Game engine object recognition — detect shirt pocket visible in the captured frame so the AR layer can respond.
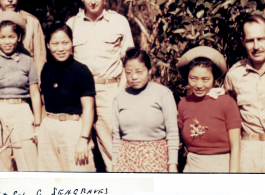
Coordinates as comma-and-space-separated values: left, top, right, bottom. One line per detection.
101, 34, 122, 54
73, 36, 88, 58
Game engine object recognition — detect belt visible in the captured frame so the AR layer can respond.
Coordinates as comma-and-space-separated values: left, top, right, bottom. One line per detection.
46, 113, 82, 121
94, 77, 118, 84
0, 98, 27, 104
242, 131, 265, 141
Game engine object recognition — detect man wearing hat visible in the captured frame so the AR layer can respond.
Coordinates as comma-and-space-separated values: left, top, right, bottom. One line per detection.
224, 15, 265, 172
66, 0, 134, 172
0, 0, 46, 79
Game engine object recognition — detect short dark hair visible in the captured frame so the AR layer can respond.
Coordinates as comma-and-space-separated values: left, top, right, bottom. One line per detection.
0, 21, 24, 42
124, 48, 151, 70
242, 15, 265, 39
45, 22, 73, 45
186, 57, 221, 81
45, 22, 73, 62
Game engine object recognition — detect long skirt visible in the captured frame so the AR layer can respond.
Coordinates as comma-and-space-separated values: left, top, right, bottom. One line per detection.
38, 117, 96, 172
116, 139, 168, 172
184, 152, 230, 173
0, 103, 38, 171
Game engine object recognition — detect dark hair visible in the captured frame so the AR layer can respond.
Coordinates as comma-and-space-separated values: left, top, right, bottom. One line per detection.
45, 22, 73, 62
123, 48, 151, 70
0, 21, 24, 42
45, 22, 73, 45
185, 57, 221, 81
242, 15, 265, 39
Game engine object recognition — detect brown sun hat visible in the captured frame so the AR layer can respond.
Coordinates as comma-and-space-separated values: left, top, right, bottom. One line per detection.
176, 46, 227, 80
0, 11, 26, 34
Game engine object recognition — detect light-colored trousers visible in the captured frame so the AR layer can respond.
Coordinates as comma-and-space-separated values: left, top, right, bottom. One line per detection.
0, 103, 38, 171
94, 82, 118, 172
240, 140, 265, 173
184, 152, 230, 173
38, 117, 95, 172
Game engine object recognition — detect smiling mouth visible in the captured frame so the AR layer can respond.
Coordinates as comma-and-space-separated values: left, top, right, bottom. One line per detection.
195, 90, 204, 93
57, 53, 66, 57
6, 4, 15, 8
4, 46, 12, 50
131, 82, 140, 85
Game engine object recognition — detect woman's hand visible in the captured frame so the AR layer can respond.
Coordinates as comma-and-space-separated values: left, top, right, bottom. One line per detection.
112, 165, 117, 172
75, 138, 89, 166
30, 84, 42, 135
33, 126, 40, 144
168, 164, 178, 172
75, 96, 94, 166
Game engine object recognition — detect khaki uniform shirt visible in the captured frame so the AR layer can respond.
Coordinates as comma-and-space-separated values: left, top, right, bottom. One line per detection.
66, 9, 134, 78
19, 10, 46, 79
224, 59, 265, 134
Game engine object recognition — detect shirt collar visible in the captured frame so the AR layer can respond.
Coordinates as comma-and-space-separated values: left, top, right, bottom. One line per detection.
244, 58, 265, 76
79, 9, 109, 22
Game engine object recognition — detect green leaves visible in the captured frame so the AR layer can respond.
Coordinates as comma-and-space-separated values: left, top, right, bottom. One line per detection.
196, 9, 205, 18
204, 2, 213, 9
156, 60, 169, 67
173, 29, 186, 34
169, 8, 181, 15
240, 0, 249, 7
156, 0, 167, 6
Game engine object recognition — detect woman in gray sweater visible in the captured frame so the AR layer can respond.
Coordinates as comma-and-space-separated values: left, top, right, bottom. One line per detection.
111, 48, 179, 172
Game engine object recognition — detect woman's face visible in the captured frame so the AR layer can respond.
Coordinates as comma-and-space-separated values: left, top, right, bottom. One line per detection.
0, 25, 19, 55
47, 30, 72, 62
188, 65, 214, 97
125, 58, 151, 90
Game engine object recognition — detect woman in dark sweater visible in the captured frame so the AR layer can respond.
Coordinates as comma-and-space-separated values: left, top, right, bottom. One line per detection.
38, 23, 96, 172
177, 46, 241, 172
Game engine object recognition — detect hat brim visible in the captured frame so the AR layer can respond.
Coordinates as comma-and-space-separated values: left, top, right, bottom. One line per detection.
0, 11, 26, 34
176, 46, 227, 80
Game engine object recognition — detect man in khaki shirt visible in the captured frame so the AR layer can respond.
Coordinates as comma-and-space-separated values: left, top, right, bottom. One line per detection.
224, 15, 265, 172
67, 0, 134, 172
0, 0, 46, 79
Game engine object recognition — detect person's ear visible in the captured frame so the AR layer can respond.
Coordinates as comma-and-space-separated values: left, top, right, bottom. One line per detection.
148, 69, 152, 75
18, 34, 21, 42
240, 37, 245, 47
47, 43, 50, 50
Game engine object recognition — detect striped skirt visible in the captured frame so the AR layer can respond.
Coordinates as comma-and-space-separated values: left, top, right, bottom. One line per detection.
116, 139, 168, 172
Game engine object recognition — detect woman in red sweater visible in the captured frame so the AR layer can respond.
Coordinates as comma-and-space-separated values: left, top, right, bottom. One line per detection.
177, 46, 241, 172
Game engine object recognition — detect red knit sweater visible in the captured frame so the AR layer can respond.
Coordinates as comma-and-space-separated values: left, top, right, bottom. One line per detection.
178, 94, 241, 154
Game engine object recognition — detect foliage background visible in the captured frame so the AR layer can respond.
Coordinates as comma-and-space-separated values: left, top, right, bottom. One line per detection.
19, 0, 265, 172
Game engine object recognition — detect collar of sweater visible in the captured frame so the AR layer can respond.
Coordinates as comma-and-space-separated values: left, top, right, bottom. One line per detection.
50, 55, 74, 70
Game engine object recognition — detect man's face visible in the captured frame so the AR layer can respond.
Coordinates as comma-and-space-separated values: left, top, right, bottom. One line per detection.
241, 21, 265, 67
82, 0, 104, 17
0, 0, 18, 11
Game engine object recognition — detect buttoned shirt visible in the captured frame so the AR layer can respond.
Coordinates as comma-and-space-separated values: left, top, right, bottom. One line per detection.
66, 9, 134, 78
224, 59, 265, 134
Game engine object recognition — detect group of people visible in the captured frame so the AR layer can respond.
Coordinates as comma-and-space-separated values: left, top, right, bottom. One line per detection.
0, 0, 264, 173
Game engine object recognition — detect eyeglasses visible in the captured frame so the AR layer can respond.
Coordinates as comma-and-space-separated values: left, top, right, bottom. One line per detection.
125, 70, 145, 77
